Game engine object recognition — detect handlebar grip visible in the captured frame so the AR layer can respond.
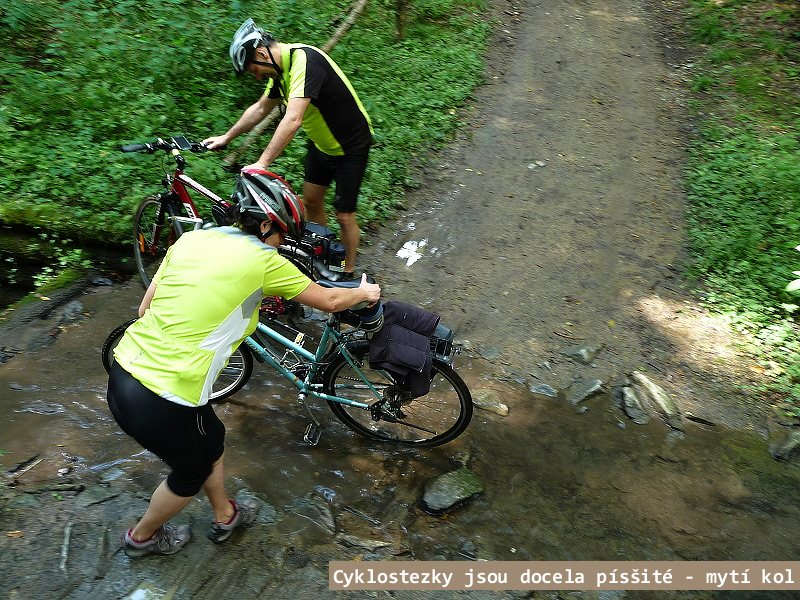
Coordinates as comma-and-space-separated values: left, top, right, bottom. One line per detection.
120, 143, 151, 153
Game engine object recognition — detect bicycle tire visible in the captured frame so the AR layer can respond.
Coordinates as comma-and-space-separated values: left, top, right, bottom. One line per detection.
100, 318, 253, 403
133, 196, 181, 289
321, 341, 472, 447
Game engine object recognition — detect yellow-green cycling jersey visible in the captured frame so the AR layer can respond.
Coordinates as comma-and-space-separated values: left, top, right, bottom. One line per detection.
265, 44, 373, 156
114, 227, 311, 406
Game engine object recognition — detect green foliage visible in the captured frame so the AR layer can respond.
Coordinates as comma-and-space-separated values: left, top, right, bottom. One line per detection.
684, 0, 800, 412
0, 0, 489, 241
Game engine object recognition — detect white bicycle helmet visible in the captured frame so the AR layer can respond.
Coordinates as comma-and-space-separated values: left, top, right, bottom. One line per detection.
229, 18, 275, 74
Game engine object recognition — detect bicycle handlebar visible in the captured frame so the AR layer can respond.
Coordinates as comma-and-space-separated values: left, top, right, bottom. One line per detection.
120, 142, 152, 153
119, 136, 208, 154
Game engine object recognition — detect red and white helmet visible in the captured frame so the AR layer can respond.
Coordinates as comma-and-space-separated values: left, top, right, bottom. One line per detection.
234, 170, 305, 239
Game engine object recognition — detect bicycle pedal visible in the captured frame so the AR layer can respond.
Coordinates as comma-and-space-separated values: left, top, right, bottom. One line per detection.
303, 423, 322, 446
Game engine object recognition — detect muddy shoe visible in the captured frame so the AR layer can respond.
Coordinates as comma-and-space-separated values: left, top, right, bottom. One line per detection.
123, 523, 192, 557
208, 498, 258, 544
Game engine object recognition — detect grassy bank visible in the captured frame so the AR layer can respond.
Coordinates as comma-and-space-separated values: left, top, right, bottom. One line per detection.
0, 0, 488, 240
682, 0, 800, 415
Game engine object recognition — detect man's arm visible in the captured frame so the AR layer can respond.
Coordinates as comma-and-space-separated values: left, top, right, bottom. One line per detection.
244, 96, 311, 169
203, 95, 280, 149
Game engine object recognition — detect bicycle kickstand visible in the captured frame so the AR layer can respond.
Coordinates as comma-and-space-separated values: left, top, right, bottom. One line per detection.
298, 393, 323, 445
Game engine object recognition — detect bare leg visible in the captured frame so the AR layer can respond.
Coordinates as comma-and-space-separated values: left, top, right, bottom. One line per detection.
302, 182, 329, 227
336, 211, 360, 273
131, 480, 192, 541
203, 456, 235, 524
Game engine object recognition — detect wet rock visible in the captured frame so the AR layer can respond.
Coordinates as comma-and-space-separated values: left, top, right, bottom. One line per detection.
99, 467, 126, 483
619, 386, 650, 425
335, 533, 392, 551
458, 339, 475, 352
478, 346, 502, 360
125, 582, 169, 600
76, 485, 119, 508
313, 484, 336, 503
529, 383, 558, 398
566, 379, 604, 405
768, 427, 800, 461
53, 299, 84, 324
560, 343, 603, 365
16, 401, 63, 415
629, 371, 683, 430
420, 467, 484, 515
286, 492, 336, 534
457, 445, 475, 464
7, 494, 41, 510
92, 276, 114, 286
472, 389, 509, 416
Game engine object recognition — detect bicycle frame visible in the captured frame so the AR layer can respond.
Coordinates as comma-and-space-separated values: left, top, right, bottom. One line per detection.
161, 155, 231, 235
242, 315, 380, 410
172, 173, 227, 227
242, 314, 387, 444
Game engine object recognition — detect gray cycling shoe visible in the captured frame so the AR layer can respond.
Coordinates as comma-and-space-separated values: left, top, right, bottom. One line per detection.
123, 523, 192, 557
208, 498, 258, 544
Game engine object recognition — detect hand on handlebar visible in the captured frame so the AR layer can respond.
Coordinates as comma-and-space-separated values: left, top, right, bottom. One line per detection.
202, 135, 229, 150
359, 273, 381, 305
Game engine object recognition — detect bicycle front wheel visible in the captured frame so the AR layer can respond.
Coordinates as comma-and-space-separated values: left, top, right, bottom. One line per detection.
101, 318, 253, 403
321, 341, 472, 447
133, 196, 180, 288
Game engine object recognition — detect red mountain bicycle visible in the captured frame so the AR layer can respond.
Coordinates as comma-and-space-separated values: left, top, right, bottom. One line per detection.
120, 135, 347, 293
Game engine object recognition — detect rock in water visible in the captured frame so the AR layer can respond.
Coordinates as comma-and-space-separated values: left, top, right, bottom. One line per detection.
567, 379, 604, 405
768, 429, 800, 461
472, 390, 509, 416
629, 371, 682, 430
529, 383, 558, 398
560, 344, 603, 365
620, 386, 650, 425
420, 467, 484, 515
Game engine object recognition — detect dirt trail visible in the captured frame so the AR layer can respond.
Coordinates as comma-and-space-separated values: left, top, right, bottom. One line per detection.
364, 0, 766, 432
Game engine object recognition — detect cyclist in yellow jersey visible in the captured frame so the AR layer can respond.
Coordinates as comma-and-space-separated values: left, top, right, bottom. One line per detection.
204, 19, 374, 280
107, 170, 380, 557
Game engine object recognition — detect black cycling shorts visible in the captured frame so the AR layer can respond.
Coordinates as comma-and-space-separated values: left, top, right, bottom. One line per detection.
304, 142, 369, 213
106, 362, 225, 497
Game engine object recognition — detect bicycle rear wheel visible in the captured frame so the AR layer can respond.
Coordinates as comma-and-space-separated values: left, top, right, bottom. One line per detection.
100, 318, 253, 403
321, 341, 472, 447
133, 195, 181, 288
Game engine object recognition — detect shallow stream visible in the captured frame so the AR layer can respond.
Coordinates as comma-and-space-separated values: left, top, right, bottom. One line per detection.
1, 282, 798, 576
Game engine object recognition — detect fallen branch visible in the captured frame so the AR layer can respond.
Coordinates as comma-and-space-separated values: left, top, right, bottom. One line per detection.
223, 0, 369, 167
5, 457, 43, 483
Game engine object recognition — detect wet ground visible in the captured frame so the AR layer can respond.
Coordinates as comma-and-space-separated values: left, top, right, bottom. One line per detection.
2, 0, 800, 597
1, 282, 799, 599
